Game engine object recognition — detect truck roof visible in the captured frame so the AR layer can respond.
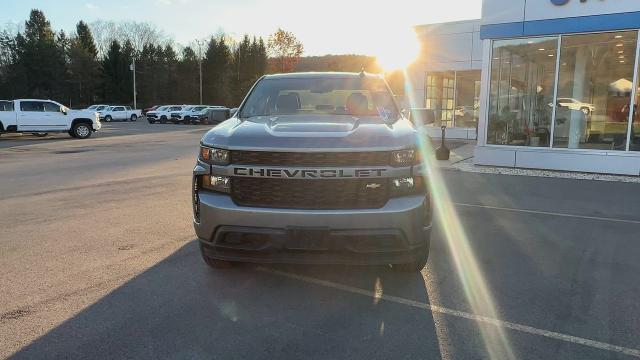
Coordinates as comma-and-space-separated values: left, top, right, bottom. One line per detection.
263, 72, 383, 80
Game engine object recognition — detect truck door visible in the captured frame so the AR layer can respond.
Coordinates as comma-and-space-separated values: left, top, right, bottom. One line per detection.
112, 106, 126, 120
17, 101, 68, 131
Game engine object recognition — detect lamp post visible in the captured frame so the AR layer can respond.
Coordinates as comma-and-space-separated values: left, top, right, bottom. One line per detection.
195, 39, 204, 105
130, 58, 137, 109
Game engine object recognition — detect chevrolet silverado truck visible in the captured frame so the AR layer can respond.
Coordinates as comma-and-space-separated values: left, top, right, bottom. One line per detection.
98, 105, 142, 122
192, 72, 431, 272
0, 99, 101, 139
170, 105, 209, 124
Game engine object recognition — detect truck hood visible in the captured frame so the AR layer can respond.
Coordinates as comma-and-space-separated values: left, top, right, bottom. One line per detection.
201, 115, 418, 151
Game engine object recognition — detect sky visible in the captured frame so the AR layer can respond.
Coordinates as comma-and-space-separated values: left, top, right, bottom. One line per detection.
0, 0, 481, 62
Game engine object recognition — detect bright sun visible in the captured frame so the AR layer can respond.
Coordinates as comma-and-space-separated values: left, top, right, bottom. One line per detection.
374, 27, 421, 72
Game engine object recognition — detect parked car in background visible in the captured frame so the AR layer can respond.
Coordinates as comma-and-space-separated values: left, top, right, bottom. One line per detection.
0, 99, 101, 139
142, 105, 160, 116
173, 105, 226, 124
86, 104, 111, 112
148, 105, 184, 124
146, 106, 167, 123
98, 105, 142, 122
191, 106, 230, 125
549, 98, 595, 115
170, 105, 204, 124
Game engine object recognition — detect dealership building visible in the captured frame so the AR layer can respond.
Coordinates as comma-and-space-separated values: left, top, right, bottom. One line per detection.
411, 0, 640, 175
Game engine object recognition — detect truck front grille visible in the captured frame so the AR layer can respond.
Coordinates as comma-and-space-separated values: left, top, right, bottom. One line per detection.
231, 178, 389, 210
230, 151, 390, 167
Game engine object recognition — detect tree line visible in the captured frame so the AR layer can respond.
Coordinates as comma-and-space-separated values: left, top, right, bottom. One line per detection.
0, 9, 403, 110
0, 9, 269, 108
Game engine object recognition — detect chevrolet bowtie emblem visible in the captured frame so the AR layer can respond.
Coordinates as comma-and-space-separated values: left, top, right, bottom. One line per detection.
365, 183, 382, 189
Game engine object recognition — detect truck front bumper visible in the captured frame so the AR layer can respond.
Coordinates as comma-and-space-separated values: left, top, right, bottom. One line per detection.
194, 191, 431, 265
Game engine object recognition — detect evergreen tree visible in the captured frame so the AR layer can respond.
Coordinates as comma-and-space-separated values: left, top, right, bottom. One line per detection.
15, 9, 67, 99
121, 40, 135, 105
159, 44, 178, 104
203, 37, 232, 106
76, 21, 98, 58
67, 21, 100, 107
101, 40, 124, 103
177, 46, 199, 104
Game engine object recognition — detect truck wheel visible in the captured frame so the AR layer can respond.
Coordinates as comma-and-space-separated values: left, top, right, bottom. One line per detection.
130, 114, 138, 122
104, 115, 112, 122
72, 123, 92, 139
392, 243, 430, 272
148, 119, 156, 124
160, 116, 167, 124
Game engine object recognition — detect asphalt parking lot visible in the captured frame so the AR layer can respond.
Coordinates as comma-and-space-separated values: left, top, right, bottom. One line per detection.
1, 121, 639, 359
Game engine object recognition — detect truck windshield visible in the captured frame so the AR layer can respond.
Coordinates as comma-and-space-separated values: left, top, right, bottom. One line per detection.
240, 77, 399, 120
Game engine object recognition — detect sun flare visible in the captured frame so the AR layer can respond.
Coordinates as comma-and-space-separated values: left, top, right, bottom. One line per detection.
374, 27, 421, 71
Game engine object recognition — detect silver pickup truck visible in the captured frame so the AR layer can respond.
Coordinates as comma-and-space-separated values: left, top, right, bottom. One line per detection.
192, 72, 431, 272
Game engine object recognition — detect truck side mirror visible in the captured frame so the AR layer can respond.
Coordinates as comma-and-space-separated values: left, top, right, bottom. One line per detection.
60, 106, 67, 115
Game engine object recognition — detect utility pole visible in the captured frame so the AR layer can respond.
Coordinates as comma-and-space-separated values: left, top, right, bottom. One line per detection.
130, 58, 137, 109
195, 39, 204, 105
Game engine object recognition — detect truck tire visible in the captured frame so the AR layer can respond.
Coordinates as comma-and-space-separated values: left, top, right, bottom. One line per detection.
160, 115, 167, 124
104, 115, 112, 122
71, 122, 92, 139
392, 243, 430, 272
130, 114, 138, 122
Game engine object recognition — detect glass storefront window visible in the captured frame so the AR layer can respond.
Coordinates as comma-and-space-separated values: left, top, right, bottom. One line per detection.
425, 71, 455, 127
553, 31, 638, 150
487, 37, 559, 147
425, 70, 481, 129
632, 51, 640, 151
455, 70, 481, 128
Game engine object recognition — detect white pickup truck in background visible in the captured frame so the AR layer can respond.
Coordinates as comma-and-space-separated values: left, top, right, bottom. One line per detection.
147, 105, 184, 124
98, 106, 142, 122
0, 99, 101, 139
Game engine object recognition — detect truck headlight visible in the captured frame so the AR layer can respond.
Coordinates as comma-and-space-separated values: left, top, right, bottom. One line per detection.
391, 177, 425, 197
391, 149, 419, 166
200, 146, 229, 165
202, 175, 231, 193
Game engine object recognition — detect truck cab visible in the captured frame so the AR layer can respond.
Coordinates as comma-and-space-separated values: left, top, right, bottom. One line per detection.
0, 99, 101, 139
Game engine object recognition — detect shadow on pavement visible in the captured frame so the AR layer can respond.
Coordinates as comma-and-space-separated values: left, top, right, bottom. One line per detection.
11, 240, 446, 360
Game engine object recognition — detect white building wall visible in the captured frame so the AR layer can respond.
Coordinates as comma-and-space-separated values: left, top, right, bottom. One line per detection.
482, 0, 640, 25
475, 0, 640, 175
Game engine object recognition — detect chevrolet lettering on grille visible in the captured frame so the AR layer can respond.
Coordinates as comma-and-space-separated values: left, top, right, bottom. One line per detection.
233, 167, 387, 179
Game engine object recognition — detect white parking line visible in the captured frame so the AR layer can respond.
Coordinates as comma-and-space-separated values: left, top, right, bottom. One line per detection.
257, 267, 640, 358
453, 202, 640, 225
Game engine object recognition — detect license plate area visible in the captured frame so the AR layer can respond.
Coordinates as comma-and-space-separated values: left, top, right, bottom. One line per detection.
285, 227, 331, 250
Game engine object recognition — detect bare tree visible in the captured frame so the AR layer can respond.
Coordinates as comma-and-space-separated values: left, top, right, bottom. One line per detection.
267, 28, 304, 73
89, 20, 168, 58
89, 20, 119, 58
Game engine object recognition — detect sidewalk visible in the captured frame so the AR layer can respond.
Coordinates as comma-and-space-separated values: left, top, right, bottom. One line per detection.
426, 139, 476, 169
426, 138, 640, 184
